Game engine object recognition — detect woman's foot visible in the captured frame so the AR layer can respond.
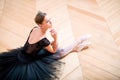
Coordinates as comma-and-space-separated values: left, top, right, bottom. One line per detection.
73, 42, 92, 52
76, 34, 91, 44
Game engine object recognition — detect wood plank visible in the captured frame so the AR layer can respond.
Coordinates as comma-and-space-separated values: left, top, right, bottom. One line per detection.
79, 52, 120, 77
96, 0, 120, 48
80, 56, 120, 80
3, 0, 36, 28
0, 28, 25, 49
62, 66, 83, 80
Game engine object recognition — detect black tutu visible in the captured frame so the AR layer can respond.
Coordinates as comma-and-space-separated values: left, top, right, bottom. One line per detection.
0, 47, 65, 80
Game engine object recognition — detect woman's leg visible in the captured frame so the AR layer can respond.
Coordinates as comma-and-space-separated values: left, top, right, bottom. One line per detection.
52, 34, 91, 59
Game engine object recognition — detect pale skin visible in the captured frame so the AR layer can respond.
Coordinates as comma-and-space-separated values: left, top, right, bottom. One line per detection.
28, 14, 91, 58
28, 15, 58, 53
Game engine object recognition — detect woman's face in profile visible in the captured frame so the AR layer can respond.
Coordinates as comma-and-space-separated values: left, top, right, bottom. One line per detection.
42, 15, 52, 29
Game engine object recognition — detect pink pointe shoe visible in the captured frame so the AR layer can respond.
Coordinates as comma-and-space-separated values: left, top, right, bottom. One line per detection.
76, 34, 92, 44
74, 42, 92, 52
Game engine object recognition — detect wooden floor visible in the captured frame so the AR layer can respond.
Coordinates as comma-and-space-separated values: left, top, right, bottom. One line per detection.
0, 0, 120, 80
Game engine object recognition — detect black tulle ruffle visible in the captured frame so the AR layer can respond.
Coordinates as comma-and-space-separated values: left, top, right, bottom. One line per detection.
0, 48, 64, 80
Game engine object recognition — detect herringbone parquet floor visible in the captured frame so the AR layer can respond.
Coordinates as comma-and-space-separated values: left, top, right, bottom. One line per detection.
0, 0, 120, 80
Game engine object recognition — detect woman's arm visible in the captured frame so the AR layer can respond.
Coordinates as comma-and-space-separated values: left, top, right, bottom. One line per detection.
51, 37, 58, 52
45, 29, 58, 53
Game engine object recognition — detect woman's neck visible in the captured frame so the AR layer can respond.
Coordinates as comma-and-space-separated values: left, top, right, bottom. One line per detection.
40, 27, 47, 35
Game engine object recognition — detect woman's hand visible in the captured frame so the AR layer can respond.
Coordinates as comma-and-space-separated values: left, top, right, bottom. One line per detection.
50, 29, 57, 40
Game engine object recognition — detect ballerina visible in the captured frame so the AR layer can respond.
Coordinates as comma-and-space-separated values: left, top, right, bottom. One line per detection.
0, 11, 91, 80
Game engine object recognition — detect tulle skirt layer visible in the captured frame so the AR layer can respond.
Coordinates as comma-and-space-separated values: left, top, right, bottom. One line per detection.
0, 48, 65, 80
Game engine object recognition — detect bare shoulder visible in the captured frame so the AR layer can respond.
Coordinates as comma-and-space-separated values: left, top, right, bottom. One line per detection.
28, 27, 43, 44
